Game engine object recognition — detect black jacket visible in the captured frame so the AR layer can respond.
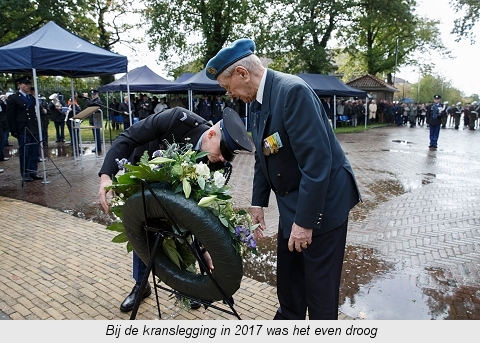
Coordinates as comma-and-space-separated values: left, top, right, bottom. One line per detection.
99, 107, 225, 178
6, 92, 39, 136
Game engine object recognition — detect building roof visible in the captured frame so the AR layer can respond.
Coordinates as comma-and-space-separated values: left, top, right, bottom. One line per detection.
347, 74, 399, 92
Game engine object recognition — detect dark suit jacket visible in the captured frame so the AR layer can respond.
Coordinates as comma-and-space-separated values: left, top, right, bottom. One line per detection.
251, 69, 361, 239
6, 92, 39, 136
99, 107, 224, 177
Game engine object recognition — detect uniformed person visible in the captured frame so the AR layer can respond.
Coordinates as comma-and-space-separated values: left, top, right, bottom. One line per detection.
440, 101, 449, 128
426, 95, 444, 149
454, 102, 462, 130
468, 101, 478, 130
97, 106, 252, 312
6, 76, 42, 182
85, 90, 103, 153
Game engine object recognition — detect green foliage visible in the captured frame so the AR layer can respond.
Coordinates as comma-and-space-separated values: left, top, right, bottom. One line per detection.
141, 0, 263, 73
262, 0, 355, 74
339, 0, 450, 83
407, 74, 465, 104
450, 0, 480, 43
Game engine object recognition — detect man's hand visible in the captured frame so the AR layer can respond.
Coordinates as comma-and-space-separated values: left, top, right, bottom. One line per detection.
251, 207, 266, 240
288, 223, 313, 252
203, 251, 214, 273
99, 174, 113, 213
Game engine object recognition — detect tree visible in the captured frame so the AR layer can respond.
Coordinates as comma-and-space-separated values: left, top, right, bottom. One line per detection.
339, 0, 449, 84
450, 0, 480, 43
84, 0, 141, 84
0, 0, 138, 86
0, 0, 96, 45
263, 0, 355, 74
141, 0, 263, 77
409, 74, 463, 104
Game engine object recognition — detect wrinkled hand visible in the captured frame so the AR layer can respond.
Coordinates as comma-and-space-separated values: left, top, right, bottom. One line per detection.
251, 207, 266, 240
98, 174, 113, 213
288, 223, 313, 252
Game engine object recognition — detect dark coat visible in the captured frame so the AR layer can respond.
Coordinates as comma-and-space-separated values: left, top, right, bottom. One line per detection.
6, 92, 39, 136
99, 107, 224, 178
118, 101, 133, 124
251, 69, 361, 238
426, 103, 443, 126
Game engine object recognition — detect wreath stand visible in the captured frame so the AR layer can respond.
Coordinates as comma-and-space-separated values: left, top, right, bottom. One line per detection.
129, 180, 241, 320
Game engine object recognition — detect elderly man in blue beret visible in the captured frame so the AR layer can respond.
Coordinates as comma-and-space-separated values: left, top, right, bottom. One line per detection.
206, 39, 361, 320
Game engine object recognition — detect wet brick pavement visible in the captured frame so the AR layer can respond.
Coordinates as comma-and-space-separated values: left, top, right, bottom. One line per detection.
1, 122, 480, 319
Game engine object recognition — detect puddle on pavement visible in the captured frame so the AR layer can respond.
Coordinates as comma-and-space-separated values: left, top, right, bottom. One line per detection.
243, 235, 277, 285
244, 241, 480, 319
391, 140, 414, 144
339, 247, 480, 319
7, 144, 97, 158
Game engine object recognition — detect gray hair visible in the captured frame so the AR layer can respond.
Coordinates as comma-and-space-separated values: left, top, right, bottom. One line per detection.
220, 54, 263, 78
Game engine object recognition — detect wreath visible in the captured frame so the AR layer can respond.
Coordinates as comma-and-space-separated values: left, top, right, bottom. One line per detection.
105, 143, 258, 301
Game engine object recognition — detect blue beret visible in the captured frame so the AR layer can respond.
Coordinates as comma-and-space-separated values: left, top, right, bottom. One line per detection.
206, 39, 255, 80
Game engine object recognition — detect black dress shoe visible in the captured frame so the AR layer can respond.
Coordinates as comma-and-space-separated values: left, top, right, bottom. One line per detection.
120, 283, 152, 312
30, 174, 44, 180
23, 176, 34, 182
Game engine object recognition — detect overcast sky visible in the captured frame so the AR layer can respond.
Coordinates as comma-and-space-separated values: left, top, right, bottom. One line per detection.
399, 0, 480, 96
115, 0, 479, 96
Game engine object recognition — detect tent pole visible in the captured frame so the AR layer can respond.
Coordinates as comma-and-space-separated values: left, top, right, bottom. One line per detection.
365, 97, 368, 129
333, 95, 337, 129
188, 89, 193, 112
126, 72, 132, 126
32, 68, 48, 183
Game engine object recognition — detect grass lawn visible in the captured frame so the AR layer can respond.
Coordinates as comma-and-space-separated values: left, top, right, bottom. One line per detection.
45, 119, 122, 143
44, 118, 388, 143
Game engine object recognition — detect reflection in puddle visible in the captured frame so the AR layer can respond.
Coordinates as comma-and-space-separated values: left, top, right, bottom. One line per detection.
243, 236, 277, 286
391, 140, 414, 144
339, 246, 480, 319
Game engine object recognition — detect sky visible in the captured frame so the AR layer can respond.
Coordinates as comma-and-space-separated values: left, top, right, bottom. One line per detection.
114, 0, 479, 96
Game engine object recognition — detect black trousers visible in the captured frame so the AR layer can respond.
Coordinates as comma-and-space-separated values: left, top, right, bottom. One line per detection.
274, 219, 348, 320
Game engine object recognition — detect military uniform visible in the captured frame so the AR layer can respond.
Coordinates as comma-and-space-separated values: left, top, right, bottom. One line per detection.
426, 95, 444, 148
454, 102, 462, 130
468, 101, 477, 130
6, 76, 41, 180
136, 96, 152, 120
440, 101, 448, 128
99, 107, 252, 312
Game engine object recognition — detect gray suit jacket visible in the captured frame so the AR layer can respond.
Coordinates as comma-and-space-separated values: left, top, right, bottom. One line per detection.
251, 69, 361, 238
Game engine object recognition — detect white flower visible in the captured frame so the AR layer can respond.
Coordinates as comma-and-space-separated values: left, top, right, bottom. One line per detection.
213, 171, 226, 188
195, 162, 210, 178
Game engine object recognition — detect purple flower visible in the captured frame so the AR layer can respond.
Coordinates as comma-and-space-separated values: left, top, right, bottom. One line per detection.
152, 150, 165, 158
235, 225, 257, 249
115, 158, 130, 170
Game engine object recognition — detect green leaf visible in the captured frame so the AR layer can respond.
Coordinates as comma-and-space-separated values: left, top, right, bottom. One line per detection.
198, 176, 206, 190
149, 157, 175, 165
218, 214, 229, 227
106, 222, 125, 233
216, 193, 232, 201
162, 239, 182, 269
112, 232, 129, 243
182, 178, 191, 198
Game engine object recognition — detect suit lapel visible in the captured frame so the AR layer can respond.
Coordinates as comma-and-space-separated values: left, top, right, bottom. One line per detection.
254, 69, 275, 180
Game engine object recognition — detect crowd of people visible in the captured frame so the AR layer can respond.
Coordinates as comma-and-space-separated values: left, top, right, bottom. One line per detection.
322, 97, 480, 131
107, 93, 247, 130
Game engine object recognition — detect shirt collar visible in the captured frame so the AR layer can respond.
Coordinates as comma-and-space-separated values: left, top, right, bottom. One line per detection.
256, 68, 267, 105
194, 131, 206, 151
